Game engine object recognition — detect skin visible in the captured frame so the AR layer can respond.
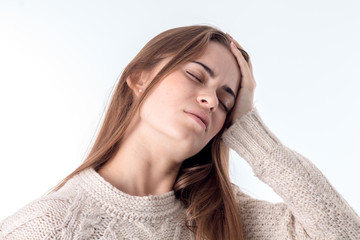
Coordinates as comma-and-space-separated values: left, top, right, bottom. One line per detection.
227, 34, 256, 121
98, 39, 256, 196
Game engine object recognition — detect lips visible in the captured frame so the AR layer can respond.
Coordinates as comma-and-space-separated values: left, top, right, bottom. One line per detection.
184, 109, 210, 131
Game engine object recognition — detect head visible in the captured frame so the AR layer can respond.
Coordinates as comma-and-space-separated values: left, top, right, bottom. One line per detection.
126, 41, 241, 162
55, 25, 249, 240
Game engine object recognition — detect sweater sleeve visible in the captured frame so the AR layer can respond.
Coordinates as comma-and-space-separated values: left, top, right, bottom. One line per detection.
0, 195, 71, 239
222, 107, 360, 239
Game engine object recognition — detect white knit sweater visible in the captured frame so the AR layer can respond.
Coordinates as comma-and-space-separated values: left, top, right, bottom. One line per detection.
1, 108, 359, 239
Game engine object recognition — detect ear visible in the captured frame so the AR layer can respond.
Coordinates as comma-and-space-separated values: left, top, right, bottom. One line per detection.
126, 71, 151, 97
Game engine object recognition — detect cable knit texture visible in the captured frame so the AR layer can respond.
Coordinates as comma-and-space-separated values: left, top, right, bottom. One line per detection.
1, 107, 359, 239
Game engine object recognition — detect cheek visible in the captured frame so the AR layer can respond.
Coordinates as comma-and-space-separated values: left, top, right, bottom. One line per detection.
138, 76, 186, 125
210, 113, 227, 137
140, 90, 174, 120
143, 80, 179, 108
149, 73, 189, 102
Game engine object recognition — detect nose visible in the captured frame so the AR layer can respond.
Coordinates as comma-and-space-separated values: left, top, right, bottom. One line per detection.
197, 91, 219, 112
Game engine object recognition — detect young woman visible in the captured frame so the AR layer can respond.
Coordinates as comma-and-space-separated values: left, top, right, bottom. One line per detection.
0, 25, 359, 240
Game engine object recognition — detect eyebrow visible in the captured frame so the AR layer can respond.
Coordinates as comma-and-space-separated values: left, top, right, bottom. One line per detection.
192, 61, 236, 101
193, 61, 215, 77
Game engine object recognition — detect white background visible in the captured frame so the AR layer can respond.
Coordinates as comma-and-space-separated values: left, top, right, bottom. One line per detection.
1, 0, 359, 220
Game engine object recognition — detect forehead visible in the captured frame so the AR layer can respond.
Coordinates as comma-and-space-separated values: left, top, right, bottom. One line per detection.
194, 42, 240, 91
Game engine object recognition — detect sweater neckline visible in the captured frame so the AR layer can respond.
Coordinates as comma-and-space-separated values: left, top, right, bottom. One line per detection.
65, 168, 184, 222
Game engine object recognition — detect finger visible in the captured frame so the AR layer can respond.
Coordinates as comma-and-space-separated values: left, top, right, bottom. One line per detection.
227, 34, 244, 50
226, 33, 242, 48
248, 60, 253, 73
230, 42, 255, 89
225, 32, 233, 41
226, 33, 250, 57
234, 40, 244, 50
235, 46, 253, 72
226, 34, 254, 78
230, 42, 251, 77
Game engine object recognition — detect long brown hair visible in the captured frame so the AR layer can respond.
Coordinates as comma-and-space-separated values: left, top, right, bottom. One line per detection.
54, 25, 249, 240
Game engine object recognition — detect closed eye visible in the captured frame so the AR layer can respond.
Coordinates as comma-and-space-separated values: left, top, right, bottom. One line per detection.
187, 70, 230, 113
219, 101, 229, 112
186, 71, 202, 83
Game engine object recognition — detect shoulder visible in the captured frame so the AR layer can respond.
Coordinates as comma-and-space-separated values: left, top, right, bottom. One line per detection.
0, 182, 80, 239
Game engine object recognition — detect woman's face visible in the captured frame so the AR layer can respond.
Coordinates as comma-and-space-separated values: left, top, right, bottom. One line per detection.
137, 41, 241, 159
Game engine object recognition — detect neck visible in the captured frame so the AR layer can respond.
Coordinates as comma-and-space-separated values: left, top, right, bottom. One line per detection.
98, 125, 182, 197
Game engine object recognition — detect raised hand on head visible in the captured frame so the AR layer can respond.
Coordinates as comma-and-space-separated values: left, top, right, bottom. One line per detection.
227, 33, 256, 124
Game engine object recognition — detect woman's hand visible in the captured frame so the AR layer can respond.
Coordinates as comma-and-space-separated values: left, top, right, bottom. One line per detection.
227, 34, 256, 123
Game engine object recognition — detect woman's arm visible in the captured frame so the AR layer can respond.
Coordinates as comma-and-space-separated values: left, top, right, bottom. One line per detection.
223, 107, 360, 239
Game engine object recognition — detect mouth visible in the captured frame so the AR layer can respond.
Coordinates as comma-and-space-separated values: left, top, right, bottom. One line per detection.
184, 110, 210, 131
